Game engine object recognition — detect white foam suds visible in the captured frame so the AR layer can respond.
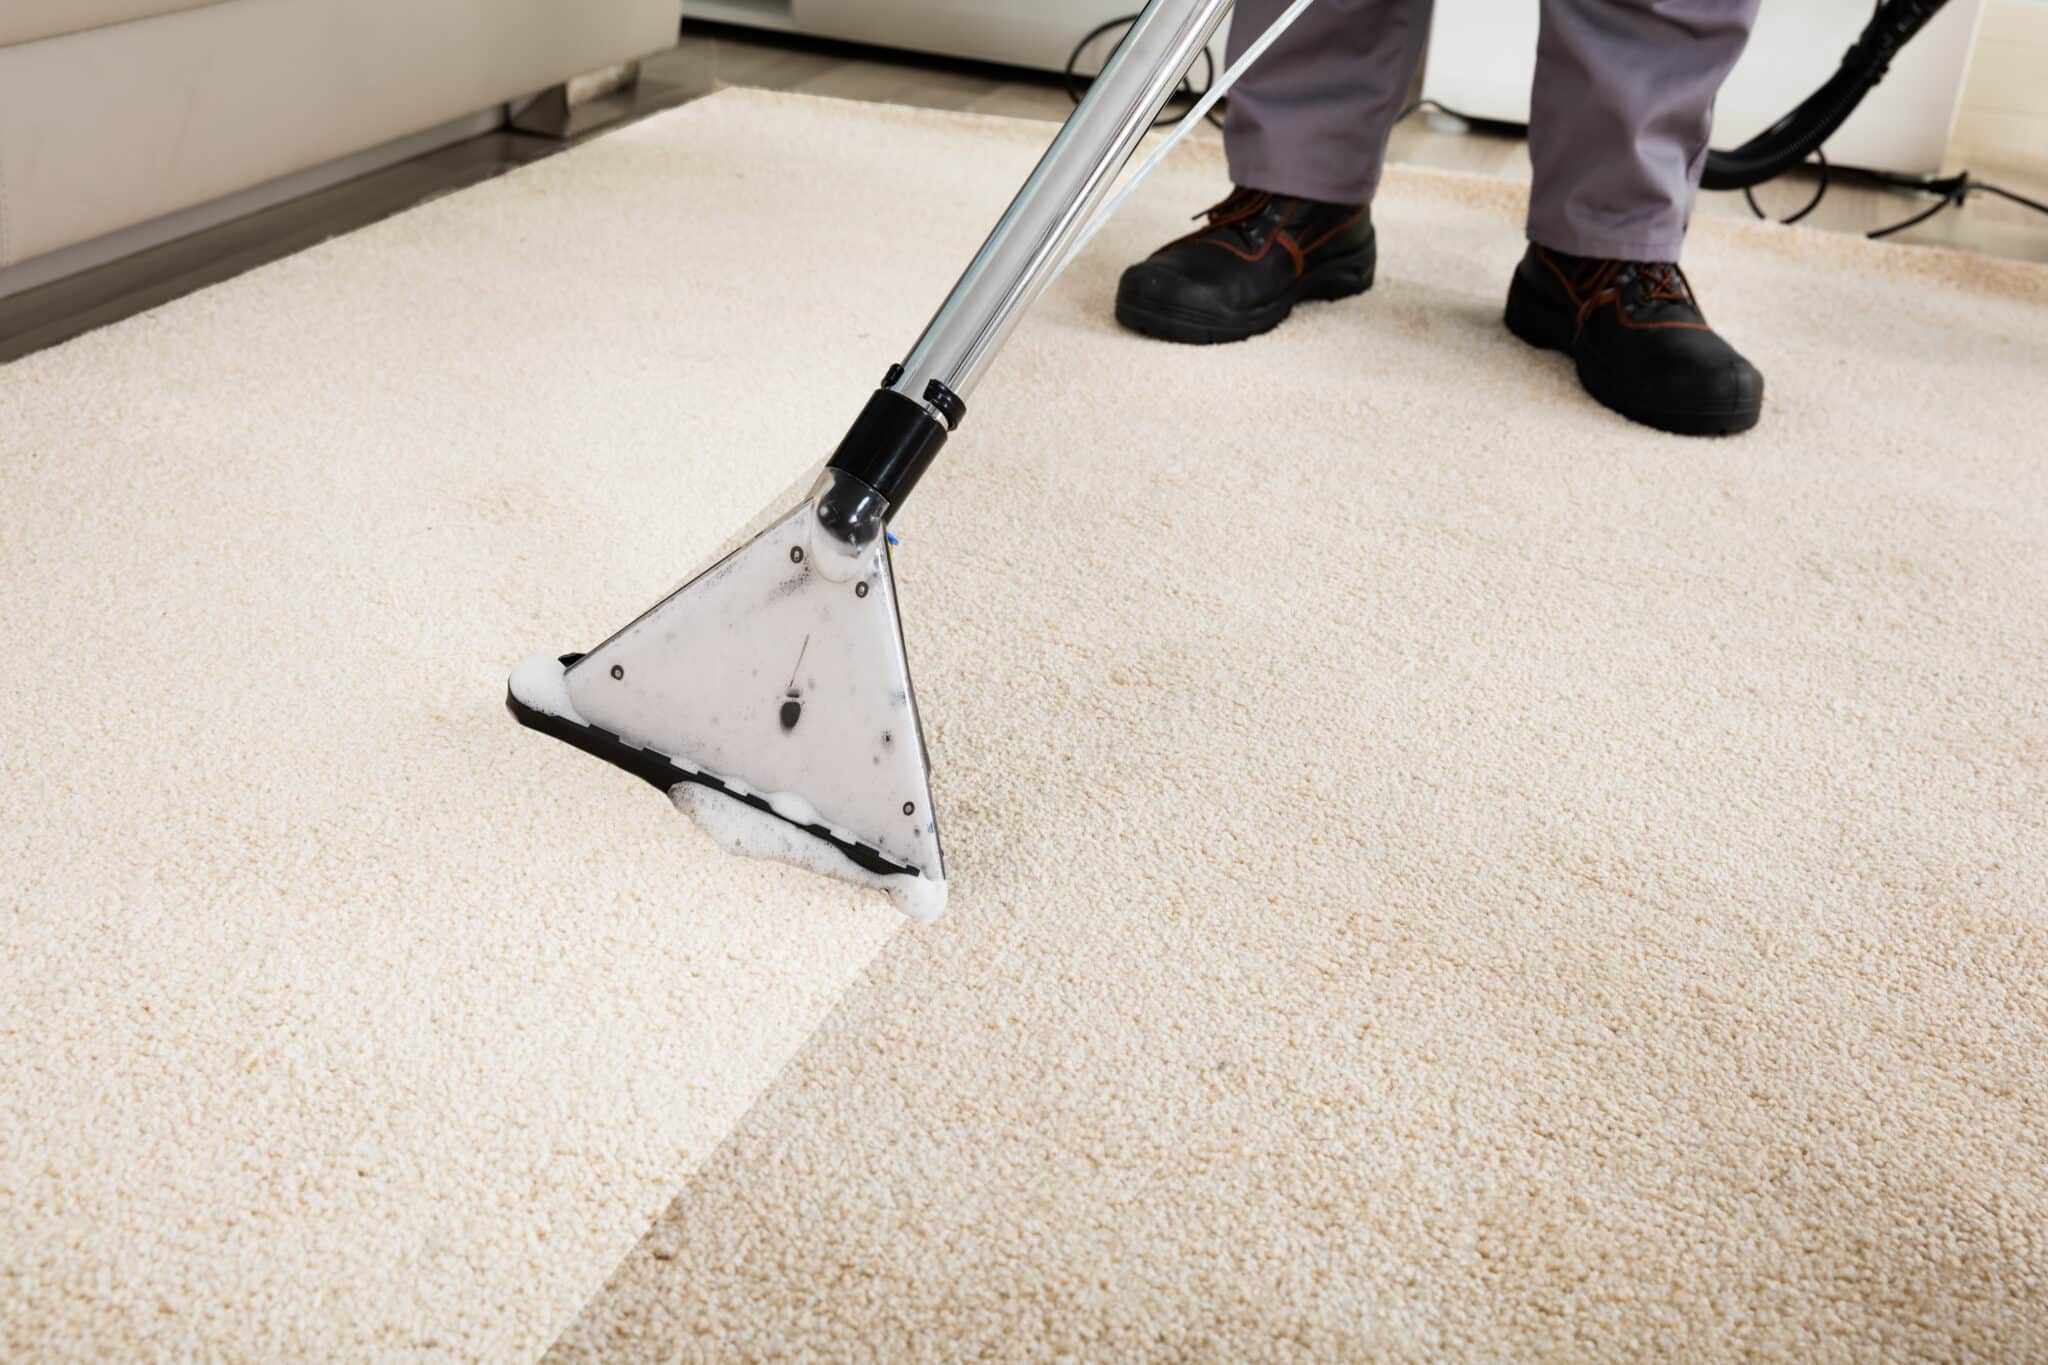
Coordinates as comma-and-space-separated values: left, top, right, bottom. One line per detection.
671, 783, 948, 924
512, 653, 946, 923
509, 653, 584, 723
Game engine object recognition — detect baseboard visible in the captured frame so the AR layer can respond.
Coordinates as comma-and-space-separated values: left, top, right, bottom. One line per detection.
682, 0, 797, 31
0, 106, 506, 300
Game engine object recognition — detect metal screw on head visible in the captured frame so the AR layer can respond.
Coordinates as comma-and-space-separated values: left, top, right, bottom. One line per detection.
902, 801, 915, 816
610, 665, 624, 680
789, 546, 804, 564
855, 581, 869, 599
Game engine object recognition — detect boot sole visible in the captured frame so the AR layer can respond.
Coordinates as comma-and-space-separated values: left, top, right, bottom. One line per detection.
1116, 245, 1376, 345
1504, 275, 1761, 437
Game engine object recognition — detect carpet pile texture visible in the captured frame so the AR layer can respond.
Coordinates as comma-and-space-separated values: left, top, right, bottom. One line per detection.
3, 89, 2045, 1359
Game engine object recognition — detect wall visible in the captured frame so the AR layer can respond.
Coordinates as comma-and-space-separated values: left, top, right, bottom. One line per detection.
1949, 0, 2048, 177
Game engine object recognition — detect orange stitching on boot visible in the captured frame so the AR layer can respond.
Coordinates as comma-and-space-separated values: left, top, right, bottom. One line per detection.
1577, 290, 1611, 332
1534, 246, 1588, 305
1275, 230, 1305, 275
1612, 311, 1710, 331
1192, 196, 1297, 264
1298, 207, 1366, 255
1196, 236, 1269, 262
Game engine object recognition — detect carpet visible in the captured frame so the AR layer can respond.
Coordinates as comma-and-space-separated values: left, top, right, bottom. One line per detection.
3, 89, 2046, 1360
542, 95, 2048, 1358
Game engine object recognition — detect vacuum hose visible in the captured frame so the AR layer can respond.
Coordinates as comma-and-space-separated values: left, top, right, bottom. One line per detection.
1700, 0, 1950, 191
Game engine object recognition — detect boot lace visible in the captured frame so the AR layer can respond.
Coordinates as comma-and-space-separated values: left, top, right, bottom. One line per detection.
1577, 259, 1700, 327
1200, 187, 1272, 227
1166, 188, 1275, 249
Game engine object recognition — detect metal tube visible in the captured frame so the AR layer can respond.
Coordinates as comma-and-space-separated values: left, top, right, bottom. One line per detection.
887, 0, 1234, 415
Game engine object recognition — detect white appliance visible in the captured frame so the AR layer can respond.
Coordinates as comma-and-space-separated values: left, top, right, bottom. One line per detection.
683, 0, 1231, 77
1421, 0, 1986, 176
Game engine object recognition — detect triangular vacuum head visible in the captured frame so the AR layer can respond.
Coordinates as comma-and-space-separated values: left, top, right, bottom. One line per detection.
507, 481, 945, 920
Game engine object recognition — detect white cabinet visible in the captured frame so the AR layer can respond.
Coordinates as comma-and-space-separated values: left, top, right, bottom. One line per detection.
683, 0, 1230, 78
1420, 0, 1986, 176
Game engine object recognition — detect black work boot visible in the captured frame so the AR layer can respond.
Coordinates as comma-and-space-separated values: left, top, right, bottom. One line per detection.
1505, 244, 1764, 436
1116, 188, 1374, 344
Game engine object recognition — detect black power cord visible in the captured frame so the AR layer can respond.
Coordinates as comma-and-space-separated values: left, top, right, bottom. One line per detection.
1705, 0, 2047, 241
1395, 97, 1481, 124
1396, 80, 2046, 246
1737, 154, 2048, 241
1701, 0, 1953, 191
1862, 168, 2048, 239
1063, 15, 1223, 130
1743, 148, 1831, 226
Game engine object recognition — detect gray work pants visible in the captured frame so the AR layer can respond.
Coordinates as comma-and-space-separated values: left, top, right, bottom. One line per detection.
1221, 0, 1760, 260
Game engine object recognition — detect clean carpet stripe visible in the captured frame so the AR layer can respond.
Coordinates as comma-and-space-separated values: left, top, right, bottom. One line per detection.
0, 89, 1019, 1360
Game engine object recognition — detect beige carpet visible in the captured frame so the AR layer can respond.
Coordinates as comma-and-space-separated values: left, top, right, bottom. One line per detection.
546, 95, 2048, 1358
0, 89, 951, 1360
3, 89, 2046, 1360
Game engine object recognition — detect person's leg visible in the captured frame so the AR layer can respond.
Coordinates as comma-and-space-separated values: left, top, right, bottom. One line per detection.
1224, 0, 1435, 206
1114, 0, 1432, 344
1525, 0, 1760, 260
1506, 0, 1766, 435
